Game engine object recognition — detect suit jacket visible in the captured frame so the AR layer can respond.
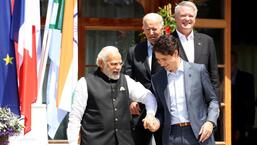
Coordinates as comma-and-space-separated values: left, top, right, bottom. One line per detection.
232, 70, 255, 130
123, 40, 163, 145
152, 60, 220, 145
124, 40, 161, 123
124, 40, 161, 92
173, 31, 220, 95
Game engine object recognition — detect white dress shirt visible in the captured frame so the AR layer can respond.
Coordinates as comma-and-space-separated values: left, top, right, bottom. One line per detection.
67, 75, 157, 145
176, 30, 195, 62
166, 60, 190, 125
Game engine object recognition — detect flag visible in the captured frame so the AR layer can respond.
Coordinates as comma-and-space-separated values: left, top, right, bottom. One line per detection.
11, 0, 40, 133
41, 0, 78, 138
0, 0, 20, 116
45, 0, 66, 138
57, 0, 78, 111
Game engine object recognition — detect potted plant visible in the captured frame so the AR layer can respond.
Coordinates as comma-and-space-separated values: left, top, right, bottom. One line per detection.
0, 108, 23, 145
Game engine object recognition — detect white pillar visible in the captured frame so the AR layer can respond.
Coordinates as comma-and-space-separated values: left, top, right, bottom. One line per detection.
9, 104, 48, 145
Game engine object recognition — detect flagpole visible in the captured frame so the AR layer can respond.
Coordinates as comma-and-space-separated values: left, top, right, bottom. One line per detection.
37, 0, 54, 105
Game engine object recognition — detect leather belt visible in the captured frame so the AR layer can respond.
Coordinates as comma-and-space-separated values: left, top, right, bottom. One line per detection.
174, 122, 191, 127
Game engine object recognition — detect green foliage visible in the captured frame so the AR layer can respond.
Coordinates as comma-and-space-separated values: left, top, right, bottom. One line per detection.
0, 108, 23, 137
157, 5, 176, 34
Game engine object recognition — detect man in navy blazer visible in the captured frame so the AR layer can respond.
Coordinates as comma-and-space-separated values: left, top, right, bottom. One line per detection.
149, 35, 220, 145
124, 13, 163, 145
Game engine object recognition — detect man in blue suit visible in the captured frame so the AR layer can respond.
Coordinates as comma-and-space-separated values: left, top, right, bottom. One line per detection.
150, 35, 220, 145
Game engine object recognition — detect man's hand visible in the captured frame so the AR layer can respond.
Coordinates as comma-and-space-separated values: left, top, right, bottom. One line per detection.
130, 102, 141, 115
199, 121, 214, 142
142, 114, 160, 132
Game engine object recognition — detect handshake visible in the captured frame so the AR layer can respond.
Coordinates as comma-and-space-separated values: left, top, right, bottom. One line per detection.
142, 114, 160, 132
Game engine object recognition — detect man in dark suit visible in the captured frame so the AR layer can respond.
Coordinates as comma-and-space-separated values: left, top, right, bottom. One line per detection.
172, 1, 219, 94
231, 51, 255, 145
151, 35, 220, 145
124, 13, 163, 145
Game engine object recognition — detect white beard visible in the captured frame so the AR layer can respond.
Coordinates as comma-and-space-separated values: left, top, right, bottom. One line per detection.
102, 68, 120, 80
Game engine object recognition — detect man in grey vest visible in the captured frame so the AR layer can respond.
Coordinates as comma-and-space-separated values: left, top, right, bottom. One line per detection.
67, 46, 158, 145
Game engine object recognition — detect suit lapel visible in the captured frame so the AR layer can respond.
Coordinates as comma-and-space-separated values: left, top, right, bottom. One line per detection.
183, 61, 192, 102
141, 41, 151, 76
154, 69, 169, 110
151, 52, 161, 74
173, 31, 188, 61
164, 86, 171, 111
193, 32, 202, 63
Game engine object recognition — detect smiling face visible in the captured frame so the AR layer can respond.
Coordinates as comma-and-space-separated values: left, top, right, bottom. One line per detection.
153, 34, 180, 72
155, 50, 180, 72
175, 5, 196, 36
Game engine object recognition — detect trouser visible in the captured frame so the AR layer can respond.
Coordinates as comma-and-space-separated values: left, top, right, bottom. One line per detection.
131, 112, 162, 145
169, 125, 199, 145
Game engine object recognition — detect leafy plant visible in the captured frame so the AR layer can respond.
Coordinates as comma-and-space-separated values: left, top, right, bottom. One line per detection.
0, 108, 23, 144
157, 3, 176, 34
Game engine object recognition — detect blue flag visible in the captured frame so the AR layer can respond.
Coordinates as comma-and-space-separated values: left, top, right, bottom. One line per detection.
0, 0, 20, 115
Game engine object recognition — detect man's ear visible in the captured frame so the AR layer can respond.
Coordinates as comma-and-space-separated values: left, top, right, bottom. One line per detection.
161, 26, 164, 34
142, 26, 145, 34
98, 59, 104, 68
174, 50, 179, 57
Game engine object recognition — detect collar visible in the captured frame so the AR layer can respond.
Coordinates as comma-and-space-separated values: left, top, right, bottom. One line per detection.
176, 29, 194, 41
166, 58, 184, 75
147, 41, 153, 49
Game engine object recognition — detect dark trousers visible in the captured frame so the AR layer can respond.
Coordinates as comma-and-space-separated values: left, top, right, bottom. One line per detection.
169, 125, 199, 145
131, 111, 162, 145
132, 123, 152, 145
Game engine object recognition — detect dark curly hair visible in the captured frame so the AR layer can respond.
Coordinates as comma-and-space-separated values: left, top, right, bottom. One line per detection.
153, 34, 179, 55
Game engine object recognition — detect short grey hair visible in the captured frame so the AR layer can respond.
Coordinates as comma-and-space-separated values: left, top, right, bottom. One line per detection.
174, 1, 198, 17
96, 46, 120, 66
143, 13, 164, 27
